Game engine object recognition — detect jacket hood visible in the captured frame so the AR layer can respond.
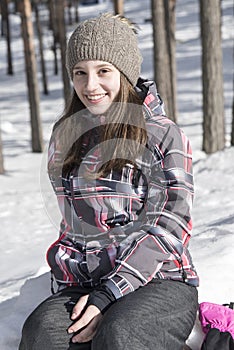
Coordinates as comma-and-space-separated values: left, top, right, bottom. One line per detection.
135, 78, 166, 118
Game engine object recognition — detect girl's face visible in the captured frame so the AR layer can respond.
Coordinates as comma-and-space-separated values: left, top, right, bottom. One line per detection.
73, 60, 121, 115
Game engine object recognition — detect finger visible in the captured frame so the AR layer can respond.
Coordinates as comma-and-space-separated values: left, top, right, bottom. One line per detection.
68, 305, 100, 334
72, 313, 102, 343
71, 294, 89, 320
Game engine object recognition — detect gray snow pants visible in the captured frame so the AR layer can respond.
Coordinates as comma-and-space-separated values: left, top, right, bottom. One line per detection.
19, 280, 198, 350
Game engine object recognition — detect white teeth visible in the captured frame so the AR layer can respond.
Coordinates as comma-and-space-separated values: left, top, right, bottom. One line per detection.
87, 94, 106, 101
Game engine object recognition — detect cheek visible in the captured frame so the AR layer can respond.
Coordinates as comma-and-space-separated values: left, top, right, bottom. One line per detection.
116, 81, 121, 94
73, 82, 82, 99
112, 75, 121, 98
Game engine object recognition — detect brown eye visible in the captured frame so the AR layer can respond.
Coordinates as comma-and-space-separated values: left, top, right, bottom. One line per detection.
74, 70, 85, 76
99, 69, 110, 74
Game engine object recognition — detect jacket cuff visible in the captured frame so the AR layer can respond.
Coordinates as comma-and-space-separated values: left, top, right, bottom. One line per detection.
103, 278, 124, 299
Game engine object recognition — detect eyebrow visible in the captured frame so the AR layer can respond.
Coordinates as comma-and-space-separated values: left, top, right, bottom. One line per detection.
73, 63, 113, 70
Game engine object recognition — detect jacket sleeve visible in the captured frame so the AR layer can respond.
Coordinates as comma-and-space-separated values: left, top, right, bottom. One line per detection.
88, 121, 198, 312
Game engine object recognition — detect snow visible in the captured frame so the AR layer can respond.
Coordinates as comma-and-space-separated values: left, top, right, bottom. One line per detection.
0, 0, 233, 349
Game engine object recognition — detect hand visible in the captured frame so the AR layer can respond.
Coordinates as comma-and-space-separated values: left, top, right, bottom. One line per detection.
67, 294, 103, 343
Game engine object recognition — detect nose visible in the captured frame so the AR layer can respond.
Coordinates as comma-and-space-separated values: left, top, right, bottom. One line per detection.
85, 73, 99, 92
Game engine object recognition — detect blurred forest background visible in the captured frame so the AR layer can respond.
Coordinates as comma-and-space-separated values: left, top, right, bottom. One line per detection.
0, 0, 233, 174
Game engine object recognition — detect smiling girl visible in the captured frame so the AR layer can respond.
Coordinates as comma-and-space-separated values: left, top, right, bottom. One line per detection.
19, 13, 199, 350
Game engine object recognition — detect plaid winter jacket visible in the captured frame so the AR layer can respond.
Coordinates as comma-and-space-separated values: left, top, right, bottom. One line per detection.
46, 79, 199, 311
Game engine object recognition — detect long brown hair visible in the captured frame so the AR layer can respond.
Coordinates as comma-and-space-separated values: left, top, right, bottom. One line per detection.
50, 74, 147, 178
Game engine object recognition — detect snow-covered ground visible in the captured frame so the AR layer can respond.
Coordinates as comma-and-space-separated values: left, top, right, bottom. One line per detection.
0, 0, 233, 349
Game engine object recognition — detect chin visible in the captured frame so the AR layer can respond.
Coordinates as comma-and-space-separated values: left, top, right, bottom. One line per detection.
87, 104, 110, 115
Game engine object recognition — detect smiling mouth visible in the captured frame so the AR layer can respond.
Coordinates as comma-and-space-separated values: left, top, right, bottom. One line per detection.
86, 94, 107, 101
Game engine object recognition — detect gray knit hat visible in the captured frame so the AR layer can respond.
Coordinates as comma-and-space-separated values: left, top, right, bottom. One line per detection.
66, 13, 142, 86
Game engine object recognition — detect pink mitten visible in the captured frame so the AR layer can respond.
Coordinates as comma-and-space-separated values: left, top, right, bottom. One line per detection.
199, 302, 234, 338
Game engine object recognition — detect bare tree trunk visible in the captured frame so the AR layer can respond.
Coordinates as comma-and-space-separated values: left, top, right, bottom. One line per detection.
231, 44, 234, 146
151, 0, 177, 122
200, 0, 225, 153
34, 1, 49, 95
164, 0, 177, 122
231, 95, 234, 146
74, 0, 79, 23
151, 0, 168, 99
114, 0, 124, 16
55, 0, 71, 102
13, 0, 20, 13
48, 0, 59, 75
1, 0, 14, 75
0, 126, 5, 175
48, 0, 53, 30
1, 2, 4, 36
67, 0, 73, 25
19, 0, 43, 152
